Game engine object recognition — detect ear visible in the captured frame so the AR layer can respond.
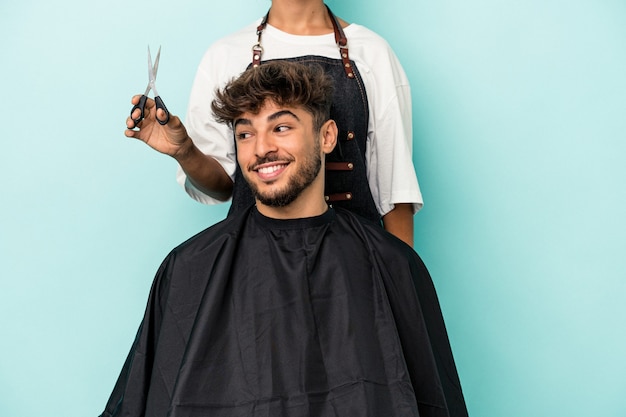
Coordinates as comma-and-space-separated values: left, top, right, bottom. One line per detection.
320, 119, 338, 155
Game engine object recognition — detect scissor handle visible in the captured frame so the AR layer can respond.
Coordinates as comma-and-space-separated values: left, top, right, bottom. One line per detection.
154, 96, 170, 125
130, 95, 148, 128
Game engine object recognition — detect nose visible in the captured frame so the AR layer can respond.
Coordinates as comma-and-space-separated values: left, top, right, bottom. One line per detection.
254, 131, 278, 157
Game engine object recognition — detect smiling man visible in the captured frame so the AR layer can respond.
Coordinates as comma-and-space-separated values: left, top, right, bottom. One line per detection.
100, 61, 467, 417
212, 62, 338, 220
232, 102, 331, 215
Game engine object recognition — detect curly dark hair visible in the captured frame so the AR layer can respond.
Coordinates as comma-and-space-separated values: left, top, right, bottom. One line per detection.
211, 61, 334, 132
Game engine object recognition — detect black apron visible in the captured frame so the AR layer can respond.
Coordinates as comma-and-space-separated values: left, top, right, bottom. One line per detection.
228, 6, 380, 224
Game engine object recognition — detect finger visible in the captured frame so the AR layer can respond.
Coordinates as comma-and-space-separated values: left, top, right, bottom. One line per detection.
155, 108, 169, 124
130, 94, 142, 105
124, 118, 139, 136
130, 107, 143, 123
126, 116, 138, 130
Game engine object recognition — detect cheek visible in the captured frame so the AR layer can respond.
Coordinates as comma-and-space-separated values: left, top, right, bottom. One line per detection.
236, 142, 254, 167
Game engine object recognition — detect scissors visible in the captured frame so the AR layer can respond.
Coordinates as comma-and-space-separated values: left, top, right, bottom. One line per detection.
130, 46, 169, 128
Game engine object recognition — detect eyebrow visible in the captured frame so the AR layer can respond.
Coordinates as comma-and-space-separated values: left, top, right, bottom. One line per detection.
233, 118, 251, 129
233, 110, 300, 130
268, 110, 300, 123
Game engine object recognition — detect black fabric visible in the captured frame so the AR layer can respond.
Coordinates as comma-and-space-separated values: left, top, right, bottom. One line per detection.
229, 55, 380, 224
99, 207, 467, 417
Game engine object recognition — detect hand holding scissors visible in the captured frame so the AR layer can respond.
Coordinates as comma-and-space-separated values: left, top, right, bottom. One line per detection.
130, 46, 169, 128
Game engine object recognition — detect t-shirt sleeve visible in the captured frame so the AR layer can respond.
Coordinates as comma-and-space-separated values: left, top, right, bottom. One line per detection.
359, 33, 423, 215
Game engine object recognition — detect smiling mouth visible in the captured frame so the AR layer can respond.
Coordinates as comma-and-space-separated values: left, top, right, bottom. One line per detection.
251, 161, 291, 181
257, 164, 287, 175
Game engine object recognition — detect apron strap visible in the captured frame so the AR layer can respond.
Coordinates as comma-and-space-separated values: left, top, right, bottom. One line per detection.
251, 12, 269, 68
326, 5, 355, 79
252, 5, 354, 78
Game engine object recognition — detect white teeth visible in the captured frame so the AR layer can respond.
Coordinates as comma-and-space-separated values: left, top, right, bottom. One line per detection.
258, 165, 285, 174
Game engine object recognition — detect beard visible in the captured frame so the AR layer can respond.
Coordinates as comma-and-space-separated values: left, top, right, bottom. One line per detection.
247, 142, 322, 208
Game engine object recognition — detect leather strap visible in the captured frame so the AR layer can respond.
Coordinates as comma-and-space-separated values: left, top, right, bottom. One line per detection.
326, 5, 354, 78
252, 13, 269, 68
325, 192, 353, 202
252, 5, 353, 78
326, 162, 354, 171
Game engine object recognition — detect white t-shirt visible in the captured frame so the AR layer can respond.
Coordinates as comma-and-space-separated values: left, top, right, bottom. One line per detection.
179, 19, 423, 216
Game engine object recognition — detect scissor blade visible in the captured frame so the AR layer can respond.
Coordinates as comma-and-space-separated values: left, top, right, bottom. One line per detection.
147, 46, 154, 81
152, 46, 161, 79
147, 46, 161, 83
146, 46, 162, 96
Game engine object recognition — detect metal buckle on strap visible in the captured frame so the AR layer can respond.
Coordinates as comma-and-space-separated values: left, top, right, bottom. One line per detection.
251, 44, 264, 67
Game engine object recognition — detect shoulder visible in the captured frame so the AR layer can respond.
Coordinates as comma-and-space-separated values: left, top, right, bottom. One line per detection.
343, 24, 408, 83
332, 207, 427, 272
332, 207, 410, 251
195, 20, 260, 75
167, 208, 251, 261
344, 24, 393, 50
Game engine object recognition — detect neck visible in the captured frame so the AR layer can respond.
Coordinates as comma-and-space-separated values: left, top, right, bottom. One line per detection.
257, 198, 329, 220
267, 0, 334, 35
255, 177, 328, 220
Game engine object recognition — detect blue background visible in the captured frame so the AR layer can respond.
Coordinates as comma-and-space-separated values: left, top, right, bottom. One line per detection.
1, 1, 625, 416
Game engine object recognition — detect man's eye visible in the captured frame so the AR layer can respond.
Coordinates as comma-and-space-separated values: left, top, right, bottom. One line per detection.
236, 132, 252, 140
275, 125, 290, 133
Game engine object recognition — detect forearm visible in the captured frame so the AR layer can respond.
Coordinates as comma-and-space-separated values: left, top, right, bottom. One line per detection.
174, 140, 233, 201
382, 203, 414, 247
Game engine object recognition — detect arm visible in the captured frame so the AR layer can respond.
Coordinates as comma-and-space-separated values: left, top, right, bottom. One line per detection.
125, 95, 233, 201
382, 203, 414, 247
173, 141, 233, 202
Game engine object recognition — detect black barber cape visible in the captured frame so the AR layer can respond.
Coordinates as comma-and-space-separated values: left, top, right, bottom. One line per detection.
99, 207, 468, 417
